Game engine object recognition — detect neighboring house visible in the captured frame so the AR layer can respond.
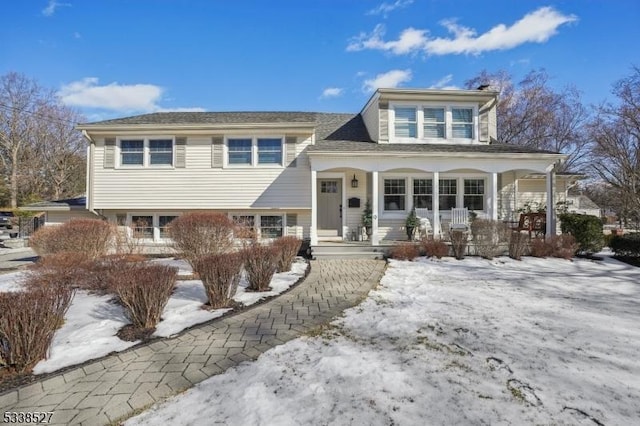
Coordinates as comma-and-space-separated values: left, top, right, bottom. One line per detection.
22, 196, 95, 225
75, 87, 569, 247
565, 195, 601, 218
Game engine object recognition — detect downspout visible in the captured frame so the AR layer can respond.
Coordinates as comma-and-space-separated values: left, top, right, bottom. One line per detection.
82, 130, 99, 217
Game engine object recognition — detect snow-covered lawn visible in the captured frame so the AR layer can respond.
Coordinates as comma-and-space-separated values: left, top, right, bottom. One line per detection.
128, 255, 640, 426
0, 258, 307, 375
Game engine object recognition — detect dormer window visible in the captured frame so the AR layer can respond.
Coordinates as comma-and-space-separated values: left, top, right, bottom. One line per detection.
391, 104, 478, 143
423, 108, 445, 139
394, 108, 417, 138
452, 108, 473, 139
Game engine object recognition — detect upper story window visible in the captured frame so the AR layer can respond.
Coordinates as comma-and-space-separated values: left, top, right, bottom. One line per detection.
121, 140, 144, 165
257, 138, 282, 164
394, 108, 417, 138
423, 108, 445, 139
149, 139, 173, 165
228, 139, 253, 165
452, 108, 473, 139
226, 137, 283, 167
391, 104, 477, 142
119, 138, 173, 167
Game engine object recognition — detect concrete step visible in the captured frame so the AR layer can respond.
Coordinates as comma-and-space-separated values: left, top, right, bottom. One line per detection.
311, 243, 391, 260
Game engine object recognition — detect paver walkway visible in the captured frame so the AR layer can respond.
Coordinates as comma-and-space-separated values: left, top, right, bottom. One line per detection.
0, 259, 386, 425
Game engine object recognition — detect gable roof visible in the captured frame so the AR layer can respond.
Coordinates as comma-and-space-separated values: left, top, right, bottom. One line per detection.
79, 111, 560, 156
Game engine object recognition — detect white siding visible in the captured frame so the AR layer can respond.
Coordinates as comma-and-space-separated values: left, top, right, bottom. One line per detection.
45, 210, 99, 225
361, 100, 380, 142
92, 135, 313, 210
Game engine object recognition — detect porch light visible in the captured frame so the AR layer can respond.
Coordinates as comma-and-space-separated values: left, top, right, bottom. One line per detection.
351, 174, 359, 188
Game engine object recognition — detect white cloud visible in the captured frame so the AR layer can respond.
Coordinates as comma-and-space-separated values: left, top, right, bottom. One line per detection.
348, 7, 577, 56
429, 74, 459, 90
59, 78, 163, 111
320, 87, 344, 99
347, 24, 428, 55
73, 32, 81, 39
59, 78, 205, 114
367, 0, 414, 17
42, 0, 70, 17
363, 69, 412, 92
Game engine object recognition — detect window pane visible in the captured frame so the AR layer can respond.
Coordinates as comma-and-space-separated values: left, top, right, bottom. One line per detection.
159, 215, 177, 238
121, 140, 143, 165
394, 107, 417, 138
423, 108, 445, 138
228, 139, 252, 164
439, 179, 457, 209
413, 179, 433, 209
384, 179, 406, 210
257, 138, 282, 165
233, 215, 255, 238
463, 179, 484, 210
131, 215, 153, 238
260, 215, 283, 238
452, 108, 473, 138
149, 139, 173, 165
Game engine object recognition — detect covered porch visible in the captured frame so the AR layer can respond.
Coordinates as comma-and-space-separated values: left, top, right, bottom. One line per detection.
307, 152, 565, 246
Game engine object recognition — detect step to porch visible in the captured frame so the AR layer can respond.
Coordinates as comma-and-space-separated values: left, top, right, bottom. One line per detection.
311, 242, 393, 260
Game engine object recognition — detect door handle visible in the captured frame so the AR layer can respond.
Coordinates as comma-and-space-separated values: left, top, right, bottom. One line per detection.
339, 204, 342, 219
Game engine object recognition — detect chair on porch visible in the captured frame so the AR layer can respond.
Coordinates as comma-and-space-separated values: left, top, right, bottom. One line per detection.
449, 207, 469, 232
415, 208, 433, 239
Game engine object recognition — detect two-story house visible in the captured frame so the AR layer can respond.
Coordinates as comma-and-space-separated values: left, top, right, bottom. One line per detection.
72, 87, 569, 248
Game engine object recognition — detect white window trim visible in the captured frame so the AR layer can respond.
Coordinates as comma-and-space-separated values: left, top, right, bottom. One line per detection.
228, 212, 286, 239
126, 212, 181, 242
224, 136, 285, 168
116, 136, 175, 168
379, 173, 488, 219
389, 102, 479, 144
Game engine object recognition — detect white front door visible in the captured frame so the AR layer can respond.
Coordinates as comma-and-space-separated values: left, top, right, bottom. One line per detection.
318, 179, 342, 236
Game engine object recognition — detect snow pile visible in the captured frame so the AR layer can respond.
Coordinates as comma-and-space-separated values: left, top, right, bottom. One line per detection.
128, 256, 640, 425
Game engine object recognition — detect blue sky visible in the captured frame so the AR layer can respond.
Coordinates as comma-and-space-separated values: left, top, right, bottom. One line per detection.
1, 1, 638, 121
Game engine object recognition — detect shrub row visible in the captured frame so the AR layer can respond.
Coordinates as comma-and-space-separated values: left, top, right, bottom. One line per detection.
29, 219, 115, 259
530, 235, 579, 260
0, 283, 75, 374
609, 233, 640, 257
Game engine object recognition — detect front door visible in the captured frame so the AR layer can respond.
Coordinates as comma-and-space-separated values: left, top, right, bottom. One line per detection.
318, 179, 342, 236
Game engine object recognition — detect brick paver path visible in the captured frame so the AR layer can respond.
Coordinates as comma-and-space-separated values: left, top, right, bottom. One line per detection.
0, 259, 385, 425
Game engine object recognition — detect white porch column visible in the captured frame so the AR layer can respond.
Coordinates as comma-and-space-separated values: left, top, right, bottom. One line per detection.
489, 172, 498, 220
310, 169, 318, 245
432, 171, 440, 238
546, 169, 556, 236
371, 170, 380, 245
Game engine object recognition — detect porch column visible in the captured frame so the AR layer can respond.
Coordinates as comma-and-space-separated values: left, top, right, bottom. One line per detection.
489, 172, 498, 220
371, 170, 380, 245
432, 171, 440, 238
546, 169, 556, 236
310, 169, 318, 245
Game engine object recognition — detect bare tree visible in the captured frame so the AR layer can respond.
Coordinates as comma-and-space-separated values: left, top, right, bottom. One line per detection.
0, 73, 50, 208
33, 103, 86, 200
0, 72, 85, 207
589, 66, 640, 225
465, 69, 591, 172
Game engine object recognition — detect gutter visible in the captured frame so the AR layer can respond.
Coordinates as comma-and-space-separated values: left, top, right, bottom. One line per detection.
82, 130, 99, 217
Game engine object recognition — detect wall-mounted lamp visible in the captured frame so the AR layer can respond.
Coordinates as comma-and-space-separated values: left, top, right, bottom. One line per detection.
351, 174, 359, 188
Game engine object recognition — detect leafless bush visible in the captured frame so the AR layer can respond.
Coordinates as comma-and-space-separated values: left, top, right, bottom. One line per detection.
243, 243, 278, 291
421, 238, 449, 259
25, 251, 92, 290
111, 264, 177, 331
449, 231, 468, 260
549, 234, 579, 259
530, 238, 553, 258
29, 219, 115, 259
389, 242, 420, 261
508, 232, 529, 260
194, 252, 244, 309
0, 284, 74, 374
272, 237, 302, 272
168, 212, 235, 270
471, 219, 509, 259
114, 226, 145, 257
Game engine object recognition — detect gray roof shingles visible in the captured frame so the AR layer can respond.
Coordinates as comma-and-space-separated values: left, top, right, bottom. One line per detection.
82, 111, 559, 155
